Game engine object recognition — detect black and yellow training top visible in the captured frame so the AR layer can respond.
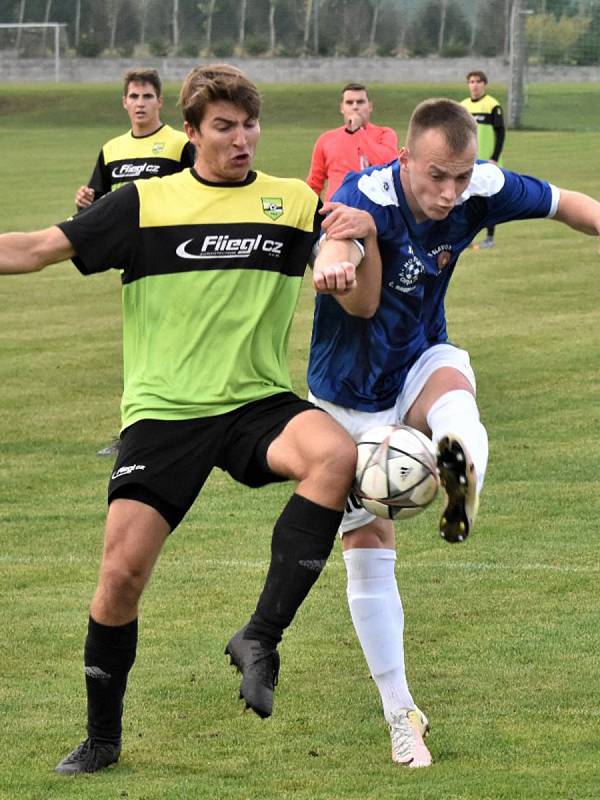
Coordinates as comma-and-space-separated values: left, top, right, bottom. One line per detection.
87, 124, 195, 199
461, 94, 505, 163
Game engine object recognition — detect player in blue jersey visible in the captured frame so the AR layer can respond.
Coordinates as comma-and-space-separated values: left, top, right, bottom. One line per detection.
308, 98, 600, 767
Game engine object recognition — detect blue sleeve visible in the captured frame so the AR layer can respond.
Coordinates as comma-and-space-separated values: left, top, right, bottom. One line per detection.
485, 169, 553, 227
330, 171, 392, 238
332, 171, 367, 206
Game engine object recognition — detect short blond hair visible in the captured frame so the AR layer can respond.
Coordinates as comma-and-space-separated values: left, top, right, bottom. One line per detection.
179, 64, 261, 129
407, 98, 477, 153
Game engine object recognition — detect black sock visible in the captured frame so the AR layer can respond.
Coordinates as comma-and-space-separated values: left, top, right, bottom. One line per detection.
245, 494, 342, 648
84, 616, 138, 742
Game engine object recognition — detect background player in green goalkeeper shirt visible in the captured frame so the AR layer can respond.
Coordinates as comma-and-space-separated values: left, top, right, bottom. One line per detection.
461, 70, 505, 249
0, 63, 375, 776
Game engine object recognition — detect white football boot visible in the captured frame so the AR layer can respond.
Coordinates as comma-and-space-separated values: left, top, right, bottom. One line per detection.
389, 706, 432, 768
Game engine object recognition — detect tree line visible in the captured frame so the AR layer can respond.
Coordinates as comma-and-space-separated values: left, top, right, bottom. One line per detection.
2, 0, 600, 65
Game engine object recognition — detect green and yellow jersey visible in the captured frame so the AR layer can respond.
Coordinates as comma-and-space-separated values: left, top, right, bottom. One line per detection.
460, 94, 505, 164
88, 124, 195, 199
58, 169, 320, 429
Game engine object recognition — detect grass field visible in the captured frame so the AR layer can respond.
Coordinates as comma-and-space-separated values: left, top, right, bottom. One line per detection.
1, 82, 599, 800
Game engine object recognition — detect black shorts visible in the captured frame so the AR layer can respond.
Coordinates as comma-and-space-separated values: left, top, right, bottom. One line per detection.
107, 392, 319, 531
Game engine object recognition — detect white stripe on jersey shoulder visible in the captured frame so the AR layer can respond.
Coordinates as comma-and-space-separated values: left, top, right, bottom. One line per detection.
357, 166, 399, 207
456, 162, 505, 206
547, 184, 560, 218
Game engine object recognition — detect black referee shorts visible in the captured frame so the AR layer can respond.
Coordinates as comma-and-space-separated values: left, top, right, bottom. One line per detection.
107, 392, 319, 531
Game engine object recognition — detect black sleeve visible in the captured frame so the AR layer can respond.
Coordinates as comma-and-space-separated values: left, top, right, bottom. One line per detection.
57, 182, 139, 275
87, 150, 111, 200
490, 105, 505, 162
313, 198, 323, 242
307, 198, 324, 267
181, 141, 195, 169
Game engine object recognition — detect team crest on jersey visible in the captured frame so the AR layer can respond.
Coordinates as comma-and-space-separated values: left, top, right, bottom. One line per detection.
152, 142, 166, 154
261, 197, 284, 220
430, 243, 452, 271
388, 247, 425, 294
437, 251, 451, 270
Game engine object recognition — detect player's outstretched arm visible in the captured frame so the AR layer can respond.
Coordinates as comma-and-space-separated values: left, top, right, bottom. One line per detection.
0, 227, 75, 275
314, 203, 381, 317
554, 189, 600, 247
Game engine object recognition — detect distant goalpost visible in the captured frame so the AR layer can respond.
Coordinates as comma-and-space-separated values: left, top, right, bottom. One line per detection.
0, 23, 67, 82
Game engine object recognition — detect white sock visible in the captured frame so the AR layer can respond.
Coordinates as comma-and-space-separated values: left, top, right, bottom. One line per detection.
426, 389, 488, 493
344, 548, 415, 721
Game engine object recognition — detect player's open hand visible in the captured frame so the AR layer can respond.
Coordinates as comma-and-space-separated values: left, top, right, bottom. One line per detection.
313, 261, 357, 295
320, 202, 376, 241
75, 185, 95, 210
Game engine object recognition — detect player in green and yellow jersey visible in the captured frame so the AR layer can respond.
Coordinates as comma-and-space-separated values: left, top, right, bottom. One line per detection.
0, 64, 377, 775
461, 70, 505, 248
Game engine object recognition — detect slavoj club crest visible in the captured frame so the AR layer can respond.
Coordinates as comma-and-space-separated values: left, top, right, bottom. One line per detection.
261, 197, 284, 220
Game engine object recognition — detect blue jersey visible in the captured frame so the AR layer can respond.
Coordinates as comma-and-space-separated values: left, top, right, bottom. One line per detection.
308, 160, 558, 411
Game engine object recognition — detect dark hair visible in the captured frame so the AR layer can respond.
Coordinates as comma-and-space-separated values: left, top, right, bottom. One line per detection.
341, 82, 369, 98
123, 68, 162, 98
466, 70, 488, 84
179, 63, 261, 129
407, 98, 477, 153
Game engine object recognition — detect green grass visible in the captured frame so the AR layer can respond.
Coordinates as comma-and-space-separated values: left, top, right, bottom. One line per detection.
1, 83, 600, 799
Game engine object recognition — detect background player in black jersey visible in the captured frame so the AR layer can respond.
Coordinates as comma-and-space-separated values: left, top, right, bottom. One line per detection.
74, 68, 195, 457
461, 70, 506, 249
0, 64, 374, 775
75, 67, 194, 210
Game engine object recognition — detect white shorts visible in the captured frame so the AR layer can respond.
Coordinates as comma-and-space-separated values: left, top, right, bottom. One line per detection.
309, 343, 476, 534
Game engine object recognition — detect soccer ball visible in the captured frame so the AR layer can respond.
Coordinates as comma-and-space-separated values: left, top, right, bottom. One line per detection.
354, 425, 439, 520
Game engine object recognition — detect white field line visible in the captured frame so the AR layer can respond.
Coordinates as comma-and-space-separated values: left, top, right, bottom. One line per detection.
0, 554, 598, 574
198, 559, 600, 574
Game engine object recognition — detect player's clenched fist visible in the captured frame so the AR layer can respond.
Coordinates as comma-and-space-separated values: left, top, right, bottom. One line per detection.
313, 261, 357, 295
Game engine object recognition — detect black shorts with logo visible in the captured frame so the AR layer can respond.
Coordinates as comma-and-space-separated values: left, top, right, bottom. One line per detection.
108, 392, 319, 531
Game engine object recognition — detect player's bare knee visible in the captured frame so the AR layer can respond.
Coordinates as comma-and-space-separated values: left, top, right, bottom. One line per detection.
310, 433, 356, 486
99, 561, 147, 606
343, 519, 393, 549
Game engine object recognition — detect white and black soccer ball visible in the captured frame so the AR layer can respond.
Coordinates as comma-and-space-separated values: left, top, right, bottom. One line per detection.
354, 425, 439, 520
